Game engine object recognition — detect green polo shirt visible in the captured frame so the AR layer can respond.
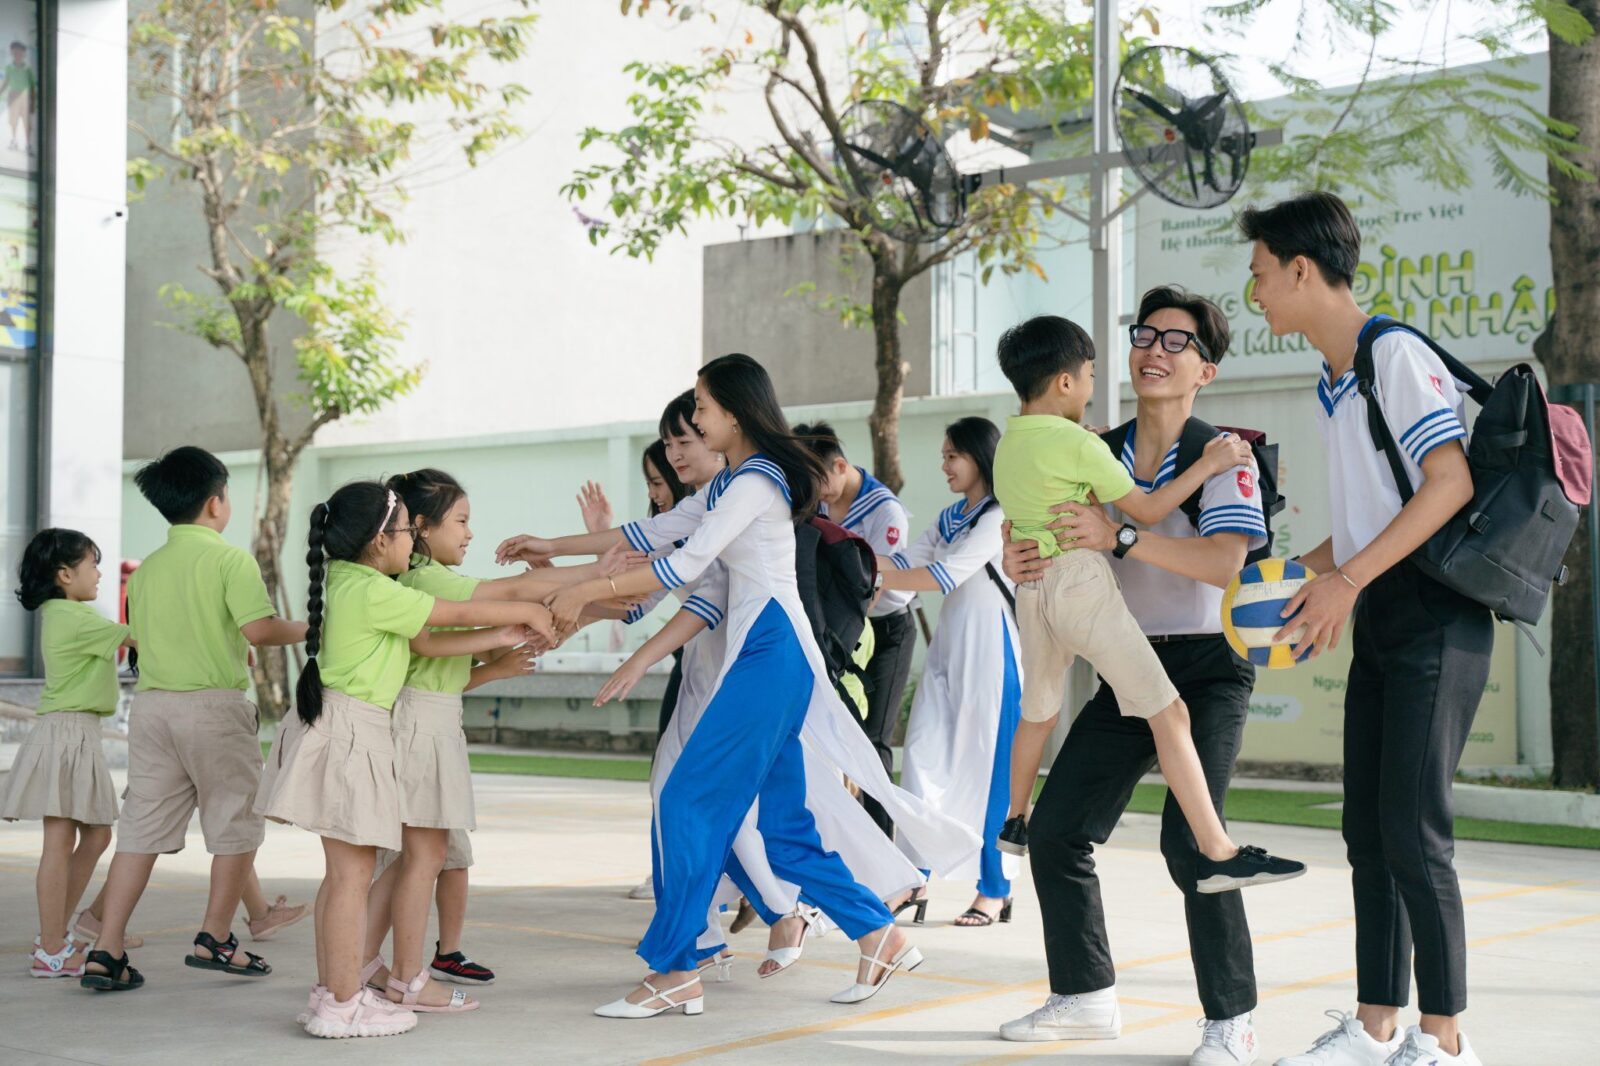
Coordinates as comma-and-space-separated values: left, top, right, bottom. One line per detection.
37, 599, 129, 715
398, 555, 481, 694
318, 560, 436, 711
127, 524, 276, 692
994, 414, 1136, 559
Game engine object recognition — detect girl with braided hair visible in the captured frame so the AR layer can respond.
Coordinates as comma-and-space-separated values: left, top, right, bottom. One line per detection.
360, 468, 639, 1005
254, 481, 559, 1039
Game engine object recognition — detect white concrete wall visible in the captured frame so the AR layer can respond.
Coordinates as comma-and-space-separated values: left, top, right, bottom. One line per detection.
312, 2, 778, 448
42, 0, 125, 625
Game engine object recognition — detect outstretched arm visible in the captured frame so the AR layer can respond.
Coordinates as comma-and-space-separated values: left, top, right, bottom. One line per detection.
593, 611, 709, 706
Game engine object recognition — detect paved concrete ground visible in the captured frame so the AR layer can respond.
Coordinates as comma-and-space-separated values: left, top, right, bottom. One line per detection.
1, 772, 1597, 1065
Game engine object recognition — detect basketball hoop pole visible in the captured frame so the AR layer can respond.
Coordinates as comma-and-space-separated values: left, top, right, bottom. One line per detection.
1090, 0, 1123, 429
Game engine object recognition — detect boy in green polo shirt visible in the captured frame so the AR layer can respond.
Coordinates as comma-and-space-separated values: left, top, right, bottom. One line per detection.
80, 447, 308, 993
992, 315, 1304, 898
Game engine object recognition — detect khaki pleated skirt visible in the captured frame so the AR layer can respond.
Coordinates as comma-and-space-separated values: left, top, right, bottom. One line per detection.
0, 712, 118, 825
254, 689, 401, 851
392, 687, 475, 831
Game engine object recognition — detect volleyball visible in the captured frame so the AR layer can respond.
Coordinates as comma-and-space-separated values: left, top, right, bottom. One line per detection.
1220, 558, 1317, 669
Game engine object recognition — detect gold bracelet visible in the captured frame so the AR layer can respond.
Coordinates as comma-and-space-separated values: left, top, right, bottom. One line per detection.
607, 576, 618, 597
1335, 567, 1360, 591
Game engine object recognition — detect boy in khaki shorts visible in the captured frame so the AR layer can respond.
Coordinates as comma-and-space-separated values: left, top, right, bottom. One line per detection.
80, 447, 307, 992
991, 316, 1304, 895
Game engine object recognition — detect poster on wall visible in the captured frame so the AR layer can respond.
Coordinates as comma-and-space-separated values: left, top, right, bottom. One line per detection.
0, 1, 36, 357
1132, 55, 1553, 382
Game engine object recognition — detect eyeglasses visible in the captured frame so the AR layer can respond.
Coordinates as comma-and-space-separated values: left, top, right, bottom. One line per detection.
384, 524, 420, 540
1130, 324, 1213, 363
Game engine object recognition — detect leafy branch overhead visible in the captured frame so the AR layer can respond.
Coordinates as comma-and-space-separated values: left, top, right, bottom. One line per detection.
1214, 0, 1594, 198
566, 0, 1159, 287
128, 0, 537, 428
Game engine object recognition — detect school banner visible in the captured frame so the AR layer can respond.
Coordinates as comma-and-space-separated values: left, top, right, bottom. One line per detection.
1132, 55, 1553, 381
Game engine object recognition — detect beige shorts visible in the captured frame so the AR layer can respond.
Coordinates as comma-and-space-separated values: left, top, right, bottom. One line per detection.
116, 690, 265, 855
373, 828, 474, 881
393, 687, 475, 831
1016, 550, 1179, 723
0, 711, 118, 826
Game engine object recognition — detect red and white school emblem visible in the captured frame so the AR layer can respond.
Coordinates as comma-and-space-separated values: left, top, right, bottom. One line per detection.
886, 526, 901, 546
1429, 374, 1444, 395
1236, 470, 1255, 498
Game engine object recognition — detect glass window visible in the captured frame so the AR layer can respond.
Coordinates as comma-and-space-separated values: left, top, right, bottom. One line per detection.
0, 0, 39, 675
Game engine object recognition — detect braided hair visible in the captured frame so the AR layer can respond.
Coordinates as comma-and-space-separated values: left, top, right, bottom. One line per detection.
295, 480, 397, 725
386, 469, 466, 566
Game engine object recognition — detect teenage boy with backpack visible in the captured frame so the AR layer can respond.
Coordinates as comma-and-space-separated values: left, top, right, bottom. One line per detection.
1241, 192, 1490, 1066
999, 286, 1280, 1066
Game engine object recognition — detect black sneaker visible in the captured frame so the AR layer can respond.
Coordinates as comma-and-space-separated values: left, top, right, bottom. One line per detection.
430, 942, 495, 985
1194, 845, 1306, 894
997, 814, 1029, 857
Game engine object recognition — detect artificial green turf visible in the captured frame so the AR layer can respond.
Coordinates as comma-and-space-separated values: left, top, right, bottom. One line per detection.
258, 744, 1600, 850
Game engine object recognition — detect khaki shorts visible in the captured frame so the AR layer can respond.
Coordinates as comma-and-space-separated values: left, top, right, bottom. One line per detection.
373, 828, 474, 881
117, 690, 266, 855
1016, 551, 1179, 723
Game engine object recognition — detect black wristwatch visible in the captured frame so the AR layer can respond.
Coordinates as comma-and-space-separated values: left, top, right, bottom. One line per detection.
1113, 524, 1139, 559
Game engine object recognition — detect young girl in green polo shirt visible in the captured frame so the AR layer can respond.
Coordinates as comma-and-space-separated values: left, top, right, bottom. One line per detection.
2, 529, 133, 979
257, 480, 564, 1039
359, 468, 636, 1008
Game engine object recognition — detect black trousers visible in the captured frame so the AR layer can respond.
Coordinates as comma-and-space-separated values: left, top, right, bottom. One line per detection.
1344, 562, 1491, 1017
657, 649, 685, 737
858, 609, 917, 837
1029, 636, 1258, 1020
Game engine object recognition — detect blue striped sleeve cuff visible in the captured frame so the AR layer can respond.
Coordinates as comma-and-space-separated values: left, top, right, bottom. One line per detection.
621, 522, 653, 553
681, 596, 724, 631
624, 603, 647, 625
1198, 505, 1268, 537
651, 556, 685, 590
1399, 409, 1467, 465
928, 562, 955, 594
890, 553, 911, 570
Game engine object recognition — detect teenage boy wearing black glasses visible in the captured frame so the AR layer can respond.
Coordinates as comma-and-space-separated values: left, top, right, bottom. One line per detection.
998, 286, 1276, 1066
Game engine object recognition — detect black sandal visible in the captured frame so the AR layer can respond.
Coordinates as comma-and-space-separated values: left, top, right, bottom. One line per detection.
184, 931, 271, 977
954, 898, 1014, 927
892, 891, 929, 925
80, 949, 145, 992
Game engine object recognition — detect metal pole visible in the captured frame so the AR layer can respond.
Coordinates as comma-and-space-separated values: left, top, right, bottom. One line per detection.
1090, 0, 1122, 428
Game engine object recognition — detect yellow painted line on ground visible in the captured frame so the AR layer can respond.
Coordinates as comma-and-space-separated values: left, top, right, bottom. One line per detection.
643, 889, 1597, 1066
967, 910, 1600, 1063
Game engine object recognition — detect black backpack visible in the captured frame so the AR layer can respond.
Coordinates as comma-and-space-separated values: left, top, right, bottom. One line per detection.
794, 515, 876, 700
1099, 418, 1285, 565
1353, 318, 1591, 634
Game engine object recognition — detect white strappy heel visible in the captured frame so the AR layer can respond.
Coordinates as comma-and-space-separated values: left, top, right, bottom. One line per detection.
697, 952, 734, 983
759, 905, 818, 979
593, 975, 705, 1019
829, 931, 923, 1004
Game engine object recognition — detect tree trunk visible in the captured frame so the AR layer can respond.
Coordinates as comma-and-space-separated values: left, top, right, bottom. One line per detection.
1547, 5, 1600, 789
866, 253, 908, 494
249, 431, 296, 722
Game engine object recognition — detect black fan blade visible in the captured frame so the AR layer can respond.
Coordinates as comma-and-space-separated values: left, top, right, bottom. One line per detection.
1126, 87, 1180, 125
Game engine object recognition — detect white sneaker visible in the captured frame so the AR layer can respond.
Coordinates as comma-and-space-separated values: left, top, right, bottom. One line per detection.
999, 987, 1121, 1042
1275, 1011, 1403, 1065
628, 877, 655, 901
1385, 1028, 1481, 1066
1193, 1012, 1259, 1064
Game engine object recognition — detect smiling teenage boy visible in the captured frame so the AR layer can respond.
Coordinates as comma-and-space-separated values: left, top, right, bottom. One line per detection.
1240, 192, 1490, 1066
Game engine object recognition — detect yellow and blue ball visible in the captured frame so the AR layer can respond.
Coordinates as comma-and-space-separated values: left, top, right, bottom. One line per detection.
1221, 558, 1317, 669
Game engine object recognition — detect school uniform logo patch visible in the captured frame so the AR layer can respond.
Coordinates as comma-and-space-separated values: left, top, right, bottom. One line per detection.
1236, 470, 1255, 498
1429, 374, 1444, 394
886, 526, 901, 545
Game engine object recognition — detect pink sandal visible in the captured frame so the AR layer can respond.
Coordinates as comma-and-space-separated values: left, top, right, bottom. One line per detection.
71, 909, 144, 950
361, 955, 388, 992
387, 971, 479, 1013
30, 942, 86, 978
248, 895, 309, 941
